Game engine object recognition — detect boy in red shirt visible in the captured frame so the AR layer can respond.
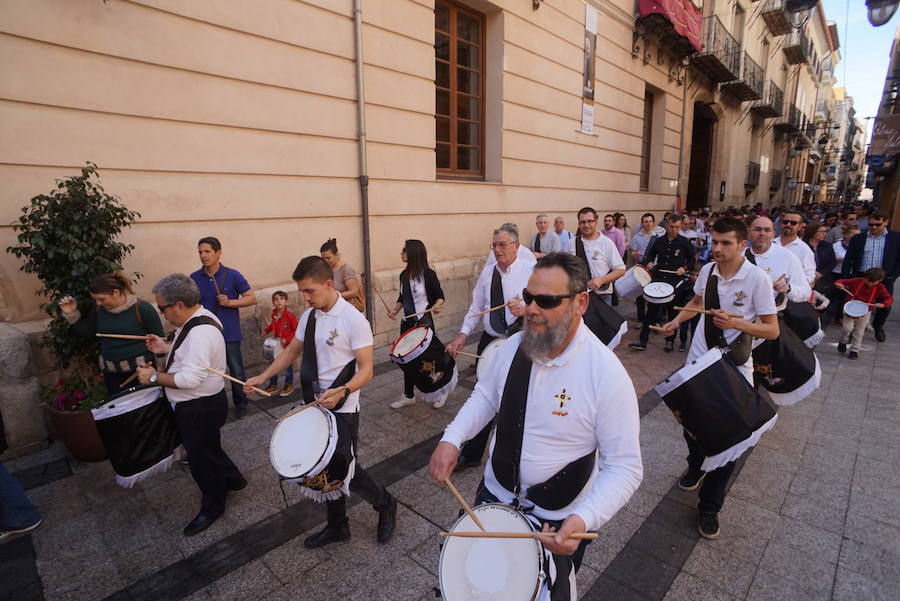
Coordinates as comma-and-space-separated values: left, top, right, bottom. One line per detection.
262, 291, 299, 395
834, 268, 894, 360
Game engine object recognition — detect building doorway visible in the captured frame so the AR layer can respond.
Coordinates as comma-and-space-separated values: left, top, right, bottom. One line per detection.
686, 102, 717, 210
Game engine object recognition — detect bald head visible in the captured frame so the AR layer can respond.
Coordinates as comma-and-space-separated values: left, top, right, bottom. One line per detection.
749, 217, 775, 253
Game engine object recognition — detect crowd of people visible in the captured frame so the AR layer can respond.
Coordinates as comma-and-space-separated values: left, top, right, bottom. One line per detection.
1, 200, 897, 601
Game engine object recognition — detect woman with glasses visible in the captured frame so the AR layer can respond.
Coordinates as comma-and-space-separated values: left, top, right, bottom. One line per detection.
58, 272, 165, 394
804, 222, 837, 292
387, 240, 447, 409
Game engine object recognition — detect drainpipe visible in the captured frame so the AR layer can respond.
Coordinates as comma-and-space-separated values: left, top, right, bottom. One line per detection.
675, 74, 689, 209
353, 0, 374, 325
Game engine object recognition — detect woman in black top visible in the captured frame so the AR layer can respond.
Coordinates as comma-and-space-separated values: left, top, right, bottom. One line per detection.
387, 240, 445, 409
804, 222, 837, 293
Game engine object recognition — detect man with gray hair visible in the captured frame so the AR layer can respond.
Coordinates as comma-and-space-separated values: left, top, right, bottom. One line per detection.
137, 274, 246, 537
529, 214, 561, 259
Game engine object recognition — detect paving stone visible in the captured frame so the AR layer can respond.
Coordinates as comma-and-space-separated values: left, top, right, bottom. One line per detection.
769, 515, 843, 565
780, 491, 847, 535
681, 543, 757, 599
746, 568, 830, 601
848, 486, 900, 528
661, 571, 740, 601
604, 545, 680, 601
787, 471, 851, 511
837, 538, 900, 586
757, 540, 836, 596
832, 566, 897, 601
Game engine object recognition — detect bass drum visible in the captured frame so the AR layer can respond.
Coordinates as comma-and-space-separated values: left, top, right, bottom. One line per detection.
476, 338, 507, 381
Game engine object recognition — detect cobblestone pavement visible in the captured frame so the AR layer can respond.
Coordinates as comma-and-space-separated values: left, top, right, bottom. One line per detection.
2, 302, 898, 601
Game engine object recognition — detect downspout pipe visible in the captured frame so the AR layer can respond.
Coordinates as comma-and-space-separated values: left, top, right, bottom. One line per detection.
353, 0, 374, 325
675, 72, 689, 209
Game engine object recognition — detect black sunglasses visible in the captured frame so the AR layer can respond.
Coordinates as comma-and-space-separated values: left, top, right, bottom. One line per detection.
781, 219, 799, 225
522, 289, 580, 309
157, 303, 174, 312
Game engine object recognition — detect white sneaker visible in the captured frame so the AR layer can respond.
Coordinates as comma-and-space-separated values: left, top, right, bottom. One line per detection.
431, 396, 447, 409
390, 396, 417, 409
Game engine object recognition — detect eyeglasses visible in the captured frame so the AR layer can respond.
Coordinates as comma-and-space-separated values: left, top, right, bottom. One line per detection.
489, 241, 515, 250
578, 219, 596, 225
781, 220, 800, 225
869, 222, 885, 228
522, 289, 579, 309
157, 303, 174, 312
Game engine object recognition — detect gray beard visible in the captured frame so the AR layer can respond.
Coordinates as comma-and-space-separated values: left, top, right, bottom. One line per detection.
520, 306, 574, 362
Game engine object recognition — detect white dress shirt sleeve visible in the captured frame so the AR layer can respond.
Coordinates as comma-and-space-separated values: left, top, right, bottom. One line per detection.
752, 270, 778, 316
441, 349, 505, 448
171, 326, 218, 392
460, 267, 491, 336
785, 253, 812, 303
799, 245, 817, 283
570, 366, 642, 532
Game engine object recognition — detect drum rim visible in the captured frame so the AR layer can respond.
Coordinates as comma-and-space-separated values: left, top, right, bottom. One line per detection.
643, 281, 675, 296
390, 326, 434, 363
475, 338, 506, 381
844, 300, 869, 318
438, 502, 544, 601
269, 405, 336, 479
91, 385, 165, 418
655, 346, 725, 397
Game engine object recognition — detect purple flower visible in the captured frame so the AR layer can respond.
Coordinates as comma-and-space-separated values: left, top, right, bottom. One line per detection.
54, 392, 67, 403
72, 390, 86, 401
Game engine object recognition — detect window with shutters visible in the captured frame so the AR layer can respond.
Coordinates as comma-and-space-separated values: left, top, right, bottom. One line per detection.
435, 1, 485, 179
640, 91, 654, 191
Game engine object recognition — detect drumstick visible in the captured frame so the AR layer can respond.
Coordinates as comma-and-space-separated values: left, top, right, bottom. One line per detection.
440, 531, 598, 540
96, 333, 151, 340
277, 399, 321, 421
454, 350, 481, 359
402, 307, 436, 320
657, 269, 681, 274
468, 296, 522, 319
372, 285, 395, 319
674, 306, 744, 318
444, 478, 485, 532
119, 371, 139, 388
198, 365, 272, 397
648, 325, 670, 333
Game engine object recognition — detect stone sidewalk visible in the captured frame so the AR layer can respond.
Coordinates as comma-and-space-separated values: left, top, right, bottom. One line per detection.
2, 304, 898, 601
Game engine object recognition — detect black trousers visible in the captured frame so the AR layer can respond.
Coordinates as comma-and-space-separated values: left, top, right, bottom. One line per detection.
873, 276, 894, 331
684, 430, 736, 515
459, 332, 499, 465
639, 301, 678, 344
475, 482, 590, 601
174, 390, 244, 516
635, 296, 647, 322
326, 412, 391, 528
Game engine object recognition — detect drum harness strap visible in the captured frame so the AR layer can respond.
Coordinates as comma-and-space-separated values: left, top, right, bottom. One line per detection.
704, 268, 752, 365
400, 277, 434, 330
299, 310, 356, 411
745, 248, 787, 308
574, 235, 610, 293
164, 315, 223, 372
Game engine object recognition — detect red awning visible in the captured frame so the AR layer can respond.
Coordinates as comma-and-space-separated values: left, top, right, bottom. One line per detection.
639, 0, 703, 53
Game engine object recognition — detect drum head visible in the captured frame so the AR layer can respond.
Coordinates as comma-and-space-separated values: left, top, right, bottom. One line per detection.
439, 503, 543, 601
634, 266, 652, 286
844, 300, 869, 318
643, 281, 675, 303
476, 338, 506, 381
92, 386, 163, 419
391, 327, 434, 364
270, 406, 335, 479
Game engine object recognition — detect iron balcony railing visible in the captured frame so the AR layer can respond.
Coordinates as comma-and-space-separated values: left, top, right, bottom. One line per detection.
774, 104, 802, 133
746, 161, 761, 188
721, 51, 764, 101
691, 16, 741, 83
783, 29, 811, 65
769, 169, 783, 191
761, 0, 792, 36
751, 80, 784, 118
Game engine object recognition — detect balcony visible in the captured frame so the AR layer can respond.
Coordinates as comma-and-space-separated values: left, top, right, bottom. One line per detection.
636, 0, 703, 58
774, 104, 802, 133
795, 121, 815, 149
746, 161, 761, 189
721, 52, 764, 100
761, 0, 792, 36
691, 16, 741, 83
783, 29, 811, 65
751, 81, 784, 118
770, 170, 783, 191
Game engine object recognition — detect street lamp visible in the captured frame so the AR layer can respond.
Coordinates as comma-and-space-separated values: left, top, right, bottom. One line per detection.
867, 0, 900, 26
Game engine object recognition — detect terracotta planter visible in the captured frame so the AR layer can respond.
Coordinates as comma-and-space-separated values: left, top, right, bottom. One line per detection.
44, 404, 107, 462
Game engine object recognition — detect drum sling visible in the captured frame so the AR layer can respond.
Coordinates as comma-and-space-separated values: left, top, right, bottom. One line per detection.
299, 310, 356, 410
703, 271, 753, 365
489, 266, 523, 336
575, 235, 627, 348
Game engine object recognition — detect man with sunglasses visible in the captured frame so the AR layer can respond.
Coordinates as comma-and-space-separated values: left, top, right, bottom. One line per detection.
138, 274, 246, 537
775, 211, 816, 285
447, 224, 534, 469
842, 213, 900, 342
430, 252, 642, 601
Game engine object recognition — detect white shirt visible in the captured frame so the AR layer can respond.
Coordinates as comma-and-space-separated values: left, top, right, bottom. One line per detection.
529, 230, 561, 254
461, 258, 534, 338
750, 244, 811, 303
832, 240, 848, 275
296, 295, 374, 413
775, 236, 816, 284
441, 323, 643, 531
408, 276, 428, 315
556, 229, 574, 248
564, 234, 626, 295
165, 307, 226, 402
485, 245, 536, 269
688, 259, 777, 382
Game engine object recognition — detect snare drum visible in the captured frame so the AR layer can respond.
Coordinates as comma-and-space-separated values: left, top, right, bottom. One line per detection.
615, 265, 652, 300
843, 300, 869, 318
440, 503, 545, 601
390, 326, 458, 402
269, 405, 355, 502
262, 336, 283, 361
642, 281, 676, 304
476, 338, 507, 381
92, 385, 182, 488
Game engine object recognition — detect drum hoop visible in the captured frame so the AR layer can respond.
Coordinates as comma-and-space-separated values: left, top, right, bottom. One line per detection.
92, 386, 164, 420
390, 326, 434, 364
844, 300, 868, 318
475, 338, 506, 381
438, 502, 544, 601
270, 405, 336, 479
655, 346, 724, 398
644, 281, 675, 297
634, 265, 652, 285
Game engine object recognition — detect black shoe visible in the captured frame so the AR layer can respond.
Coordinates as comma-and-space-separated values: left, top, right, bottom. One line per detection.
664, 340, 674, 353
227, 476, 248, 492
848, 351, 859, 360
303, 524, 350, 549
377, 496, 398, 543
183, 512, 221, 537
838, 342, 847, 354
678, 342, 687, 352
875, 328, 886, 342
235, 405, 249, 419
678, 468, 705, 491
698, 513, 720, 539
629, 342, 647, 351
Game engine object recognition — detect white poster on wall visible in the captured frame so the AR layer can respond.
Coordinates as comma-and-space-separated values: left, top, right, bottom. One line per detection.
585, 4, 598, 34
581, 102, 594, 135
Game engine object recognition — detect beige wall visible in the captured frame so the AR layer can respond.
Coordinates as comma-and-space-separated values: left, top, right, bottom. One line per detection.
1, 0, 690, 332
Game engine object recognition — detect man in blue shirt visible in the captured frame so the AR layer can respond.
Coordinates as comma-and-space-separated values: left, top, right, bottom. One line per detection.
190, 237, 257, 418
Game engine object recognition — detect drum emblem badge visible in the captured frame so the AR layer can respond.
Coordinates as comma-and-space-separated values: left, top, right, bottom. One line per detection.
552, 388, 572, 417
733, 291, 747, 306
419, 360, 444, 384
325, 329, 339, 346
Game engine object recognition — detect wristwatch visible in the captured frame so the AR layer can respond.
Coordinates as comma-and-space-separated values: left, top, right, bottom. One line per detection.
149, 373, 158, 384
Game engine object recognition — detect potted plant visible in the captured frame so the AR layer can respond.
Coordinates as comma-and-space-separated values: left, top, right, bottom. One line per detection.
7, 162, 140, 461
